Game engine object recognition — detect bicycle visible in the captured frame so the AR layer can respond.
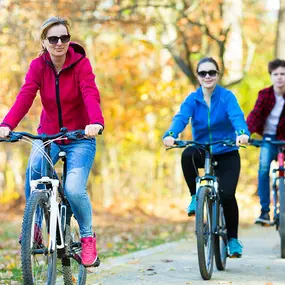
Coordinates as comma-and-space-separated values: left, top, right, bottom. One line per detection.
249, 138, 285, 258
0, 127, 100, 284
167, 139, 236, 280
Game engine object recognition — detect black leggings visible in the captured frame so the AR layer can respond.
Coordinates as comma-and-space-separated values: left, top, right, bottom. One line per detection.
181, 147, 240, 239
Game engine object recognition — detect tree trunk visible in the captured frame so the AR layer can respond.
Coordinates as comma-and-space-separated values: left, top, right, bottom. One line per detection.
222, 0, 243, 84
276, 0, 285, 58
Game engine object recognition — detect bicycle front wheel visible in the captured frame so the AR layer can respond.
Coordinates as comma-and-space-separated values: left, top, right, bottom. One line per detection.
21, 191, 57, 285
278, 176, 285, 258
214, 204, 227, 270
62, 207, 87, 285
196, 186, 214, 280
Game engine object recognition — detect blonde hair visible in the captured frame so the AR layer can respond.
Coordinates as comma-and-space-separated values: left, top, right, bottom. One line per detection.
39, 16, 71, 55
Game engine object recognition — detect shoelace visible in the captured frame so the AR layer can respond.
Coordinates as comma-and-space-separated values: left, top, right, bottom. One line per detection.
84, 240, 94, 253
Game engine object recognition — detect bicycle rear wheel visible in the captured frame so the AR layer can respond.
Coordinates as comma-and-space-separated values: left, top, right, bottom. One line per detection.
214, 204, 227, 270
196, 186, 214, 280
21, 191, 57, 285
62, 207, 87, 285
278, 177, 285, 258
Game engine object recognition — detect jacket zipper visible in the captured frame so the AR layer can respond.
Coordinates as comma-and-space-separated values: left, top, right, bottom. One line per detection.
207, 102, 212, 153
55, 75, 63, 129
55, 75, 67, 144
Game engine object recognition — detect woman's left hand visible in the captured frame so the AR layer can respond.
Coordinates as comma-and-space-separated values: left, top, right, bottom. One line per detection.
236, 134, 249, 146
85, 124, 103, 137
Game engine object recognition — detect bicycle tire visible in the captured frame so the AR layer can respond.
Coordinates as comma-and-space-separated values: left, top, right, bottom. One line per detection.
62, 208, 87, 285
21, 191, 57, 285
278, 177, 285, 258
196, 186, 214, 280
214, 204, 227, 270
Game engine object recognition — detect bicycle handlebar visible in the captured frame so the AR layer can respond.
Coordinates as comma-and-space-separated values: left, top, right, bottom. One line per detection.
0, 127, 103, 143
248, 138, 285, 147
167, 139, 236, 150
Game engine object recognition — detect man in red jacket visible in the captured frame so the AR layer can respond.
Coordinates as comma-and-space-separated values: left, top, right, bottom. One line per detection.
247, 58, 285, 225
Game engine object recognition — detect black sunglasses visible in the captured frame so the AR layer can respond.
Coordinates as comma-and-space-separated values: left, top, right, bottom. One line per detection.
197, 70, 219, 78
46, 34, 71, 44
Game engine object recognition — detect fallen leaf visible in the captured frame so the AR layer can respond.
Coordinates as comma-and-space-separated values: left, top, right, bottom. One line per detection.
146, 271, 157, 275
144, 266, 157, 275
127, 259, 140, 264
161, 259, 174, 263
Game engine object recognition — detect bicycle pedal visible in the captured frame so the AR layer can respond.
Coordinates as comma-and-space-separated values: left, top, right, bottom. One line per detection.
261, 223, 272, 227
229, 254, 242, 259
93, 257, 100, 267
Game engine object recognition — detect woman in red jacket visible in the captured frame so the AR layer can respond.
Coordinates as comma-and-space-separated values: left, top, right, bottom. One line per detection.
0, 16, 104, 267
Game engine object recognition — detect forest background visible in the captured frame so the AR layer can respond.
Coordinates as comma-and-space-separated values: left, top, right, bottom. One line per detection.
0, 0, 284, 221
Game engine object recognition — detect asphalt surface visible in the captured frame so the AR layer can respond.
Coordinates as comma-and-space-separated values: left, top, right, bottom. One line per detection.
86, 224, 285, 285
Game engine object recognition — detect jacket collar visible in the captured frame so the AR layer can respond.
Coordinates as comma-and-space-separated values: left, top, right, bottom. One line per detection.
195, 85, 220, 102
42, 42, 85, 70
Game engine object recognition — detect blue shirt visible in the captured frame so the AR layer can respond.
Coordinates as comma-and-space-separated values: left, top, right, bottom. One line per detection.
163, 85, 249, 154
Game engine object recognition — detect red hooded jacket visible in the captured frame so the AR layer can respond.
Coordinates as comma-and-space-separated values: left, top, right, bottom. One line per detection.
1, 42, 104, 136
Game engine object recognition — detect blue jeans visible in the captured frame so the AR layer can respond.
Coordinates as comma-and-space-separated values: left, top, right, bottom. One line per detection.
258, 134, 278, 213
25, 139, 96, 238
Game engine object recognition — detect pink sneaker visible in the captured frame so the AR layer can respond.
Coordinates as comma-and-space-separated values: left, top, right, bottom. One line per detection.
19, 224, 43, 246
81, 234, 99, 267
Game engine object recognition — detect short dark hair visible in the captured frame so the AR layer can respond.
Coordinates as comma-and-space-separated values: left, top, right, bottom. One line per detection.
268, 58, 285, 74
196, 57, 220, 72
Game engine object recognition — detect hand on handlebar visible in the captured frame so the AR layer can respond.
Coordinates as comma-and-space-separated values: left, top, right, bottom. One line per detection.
236, 134, 249, 146
163, 136, 175, 147
84, 124, 103, 137
0, 126, 11, 138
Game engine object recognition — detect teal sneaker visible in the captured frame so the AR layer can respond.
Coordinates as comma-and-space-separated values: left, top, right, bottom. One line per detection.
187, 195, 196, 216
228, 238, 243, 258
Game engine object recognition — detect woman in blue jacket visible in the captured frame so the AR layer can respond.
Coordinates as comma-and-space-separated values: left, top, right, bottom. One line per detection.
163, 57, 249, 258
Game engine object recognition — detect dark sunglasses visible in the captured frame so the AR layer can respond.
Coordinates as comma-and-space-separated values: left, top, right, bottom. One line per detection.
46, 34, 71, 44
197, 70, 219, 78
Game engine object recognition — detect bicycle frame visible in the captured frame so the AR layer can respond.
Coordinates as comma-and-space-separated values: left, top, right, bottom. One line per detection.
29, 173, 64, 252
249, 138, 285, 258
195, 148, 220, 237
168, 139, 235, 279
0, 128, 85, 253
0, 127, 100, 284
249, 139, 285, 225
272, 146, 285, 223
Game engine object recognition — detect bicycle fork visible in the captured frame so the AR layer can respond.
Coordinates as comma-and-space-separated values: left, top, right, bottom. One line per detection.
30, 177, 65, 253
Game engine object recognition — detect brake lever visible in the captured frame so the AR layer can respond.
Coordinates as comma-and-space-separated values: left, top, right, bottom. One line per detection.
67, 130, 85, 140
9, 132, 23, 142
166, 145, 186, 150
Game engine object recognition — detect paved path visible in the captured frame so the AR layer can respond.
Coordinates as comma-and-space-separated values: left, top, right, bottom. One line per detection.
87, 224, 285, 285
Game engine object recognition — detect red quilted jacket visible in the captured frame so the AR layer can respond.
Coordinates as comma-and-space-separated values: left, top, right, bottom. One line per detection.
1, 42, 104, 135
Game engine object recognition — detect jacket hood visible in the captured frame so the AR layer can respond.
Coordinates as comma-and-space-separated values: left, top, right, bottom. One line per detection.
42, 41, 86, 68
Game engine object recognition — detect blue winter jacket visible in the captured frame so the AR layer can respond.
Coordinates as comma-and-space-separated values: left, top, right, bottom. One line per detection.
163, 85, 249, 154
